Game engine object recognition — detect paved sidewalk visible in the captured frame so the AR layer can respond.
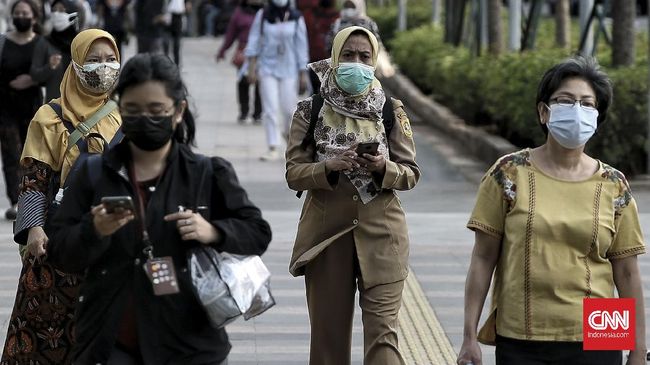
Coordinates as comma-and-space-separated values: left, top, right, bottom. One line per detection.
0, 37, 649, 364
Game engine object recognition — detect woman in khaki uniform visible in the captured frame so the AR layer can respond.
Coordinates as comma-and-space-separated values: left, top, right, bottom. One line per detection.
285, 26, 419, 365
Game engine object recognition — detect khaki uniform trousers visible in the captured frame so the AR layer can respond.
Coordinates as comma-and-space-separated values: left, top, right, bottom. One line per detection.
304, 232, 406, 365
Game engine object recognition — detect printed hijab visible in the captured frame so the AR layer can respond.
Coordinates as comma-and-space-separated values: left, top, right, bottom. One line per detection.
58, 29, 120, 125
307, 26, 389, 203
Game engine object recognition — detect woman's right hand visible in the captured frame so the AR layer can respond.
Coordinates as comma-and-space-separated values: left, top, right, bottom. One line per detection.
457, 338, 482, 365
49, 54, 62, 70
26, 226, 49, 258
325, 149, 360, 172
92, 204, 135, 237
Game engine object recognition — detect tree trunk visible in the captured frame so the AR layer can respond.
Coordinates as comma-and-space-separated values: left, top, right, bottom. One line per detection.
487, 0, 503, 54
555, 0, 570, 49
612, 0, 636, 66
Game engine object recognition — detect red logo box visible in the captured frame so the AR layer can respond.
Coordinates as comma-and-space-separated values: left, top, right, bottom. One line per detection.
583, 298, 635, 350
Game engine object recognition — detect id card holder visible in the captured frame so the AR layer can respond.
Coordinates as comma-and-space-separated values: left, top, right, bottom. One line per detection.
143, 256, 180, 296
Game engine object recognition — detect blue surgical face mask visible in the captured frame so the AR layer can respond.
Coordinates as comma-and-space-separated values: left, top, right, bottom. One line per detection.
546, 103, 599, 149
335, 62, 375, 95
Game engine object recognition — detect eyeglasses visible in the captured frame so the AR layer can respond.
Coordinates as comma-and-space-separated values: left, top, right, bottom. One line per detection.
550, 97, 597, 111
120, 107, 175, 124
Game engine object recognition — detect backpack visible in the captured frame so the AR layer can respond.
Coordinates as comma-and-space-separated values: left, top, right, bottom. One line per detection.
295, 93, 395, 198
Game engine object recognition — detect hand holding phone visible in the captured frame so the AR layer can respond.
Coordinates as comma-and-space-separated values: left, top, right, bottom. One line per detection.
101, 196, 135, 214
355, 142, 379, 156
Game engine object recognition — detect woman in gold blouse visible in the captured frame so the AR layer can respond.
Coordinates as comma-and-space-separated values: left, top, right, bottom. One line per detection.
457, 57, 646, 365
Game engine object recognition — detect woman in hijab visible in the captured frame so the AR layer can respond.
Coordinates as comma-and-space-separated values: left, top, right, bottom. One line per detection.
285, 26, 419, 365
2, 29, 122, 364
31, 0, 80, 102
245, 0, 309, 161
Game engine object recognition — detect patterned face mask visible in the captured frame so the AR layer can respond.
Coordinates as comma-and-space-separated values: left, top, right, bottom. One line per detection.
73, 61, 121, 94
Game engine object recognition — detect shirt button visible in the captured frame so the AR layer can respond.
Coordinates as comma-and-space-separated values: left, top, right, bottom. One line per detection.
352, 195, 359, 201
134, 258, 141, 266
353, 219, 359, 225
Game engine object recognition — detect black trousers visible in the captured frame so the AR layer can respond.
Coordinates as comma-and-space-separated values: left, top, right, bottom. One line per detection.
495, 335, 622, 365
237, 77, 262, 120
165, 14, 183, 65
0, 114, 29, 205
137, 35, 164, 54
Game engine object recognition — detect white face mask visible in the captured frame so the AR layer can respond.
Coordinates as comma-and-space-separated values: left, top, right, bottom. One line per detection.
341, 8, 359, 18
271, 0, 288, 6
546, 103, 599, 149
51, 11, 77, 32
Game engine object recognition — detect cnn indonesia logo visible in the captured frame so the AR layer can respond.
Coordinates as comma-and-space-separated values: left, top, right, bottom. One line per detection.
583, 298, 635, 350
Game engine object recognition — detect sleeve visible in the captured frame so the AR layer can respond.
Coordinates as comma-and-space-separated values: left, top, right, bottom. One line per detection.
608, 185, 646, 259
295, 16, 309, 71
47, 159, 109, 273
218, 8, 239, 57
210, 157, 272, 256
13, 159, 53, 244
466, 168, 508, 239
29, 38, 55, 85
244, 10, 263, 58
380, 99, 420, 191
285, 98, 336, 192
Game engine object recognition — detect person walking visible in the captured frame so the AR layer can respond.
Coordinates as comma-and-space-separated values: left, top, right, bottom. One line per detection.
297, 0, 338, 92
31, 0, 80, 102
216, 0, 263, 124
164, 0, 190, 65
326, 0, 379, 52
134, 0, 166, 53
2, 29, 122, 364
47, 53, 272, 364
0, 0, 44, 220
245, 0, 309, 161
285, 26, 419, 365
457, 57, 647, 365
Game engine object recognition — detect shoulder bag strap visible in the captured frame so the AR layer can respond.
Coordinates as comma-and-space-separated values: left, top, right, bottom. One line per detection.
67, 100, 118, 151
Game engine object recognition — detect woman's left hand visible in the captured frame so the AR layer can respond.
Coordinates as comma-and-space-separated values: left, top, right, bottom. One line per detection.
357, 153, 386, 174
164, 209, 219, 245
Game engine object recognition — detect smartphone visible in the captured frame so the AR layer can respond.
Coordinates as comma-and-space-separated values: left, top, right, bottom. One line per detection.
356, 142, 380, 156
101, 196, 135, 214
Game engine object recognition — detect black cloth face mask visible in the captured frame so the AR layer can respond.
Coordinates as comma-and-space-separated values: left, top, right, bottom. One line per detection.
13, 17, 32, 32
122, 115, 175, 151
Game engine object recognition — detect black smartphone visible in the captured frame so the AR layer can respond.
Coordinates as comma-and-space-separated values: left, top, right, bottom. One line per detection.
101, 196, 135, 214
356, 142, 379, 156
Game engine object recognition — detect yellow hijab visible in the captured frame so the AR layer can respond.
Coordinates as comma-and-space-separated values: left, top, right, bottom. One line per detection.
59, 29, 120, 125
330, 26, 379, 68
21, 29, 122, 184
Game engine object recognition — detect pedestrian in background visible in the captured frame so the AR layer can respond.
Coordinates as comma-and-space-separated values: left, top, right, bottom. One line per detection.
286, 26, 419, 365
134, 0, 166, 53
164, 0, 191, 65
326, 0, 379, 53
216, 0, 263, 124
297, 0, 338, 92
2, 29, 122, 364
48, 53, 272, 364
203, 0, 223, 36
245, 0, 309, 161
457, 57, 647, 365
31, 0, 80, 102
96, 0, 130, 56
0, 0, 44, 220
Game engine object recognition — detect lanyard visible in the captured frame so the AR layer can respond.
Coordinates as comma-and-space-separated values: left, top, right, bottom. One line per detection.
128, 162, 158, 260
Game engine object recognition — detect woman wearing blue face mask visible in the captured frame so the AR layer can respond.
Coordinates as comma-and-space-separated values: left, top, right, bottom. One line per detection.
286, 26, 419, 365
457, 57, 647, 365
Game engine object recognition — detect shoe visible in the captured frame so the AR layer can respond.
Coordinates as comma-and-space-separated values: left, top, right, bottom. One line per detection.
253, 118, 262, 125
5, 205, 17, 220
237, 115, 247, 124
259, 150, 280, 161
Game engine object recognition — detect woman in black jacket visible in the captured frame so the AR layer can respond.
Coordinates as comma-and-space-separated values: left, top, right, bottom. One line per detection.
48, 53, 272, 364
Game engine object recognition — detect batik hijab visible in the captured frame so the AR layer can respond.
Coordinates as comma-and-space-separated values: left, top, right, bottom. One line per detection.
308, 26, 389, 203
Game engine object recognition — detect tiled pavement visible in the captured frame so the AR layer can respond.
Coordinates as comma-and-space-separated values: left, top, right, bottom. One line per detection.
0, 37, 649, 364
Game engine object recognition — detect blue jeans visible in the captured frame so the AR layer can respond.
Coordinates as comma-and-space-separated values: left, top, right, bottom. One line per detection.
204, 4, 220, 36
